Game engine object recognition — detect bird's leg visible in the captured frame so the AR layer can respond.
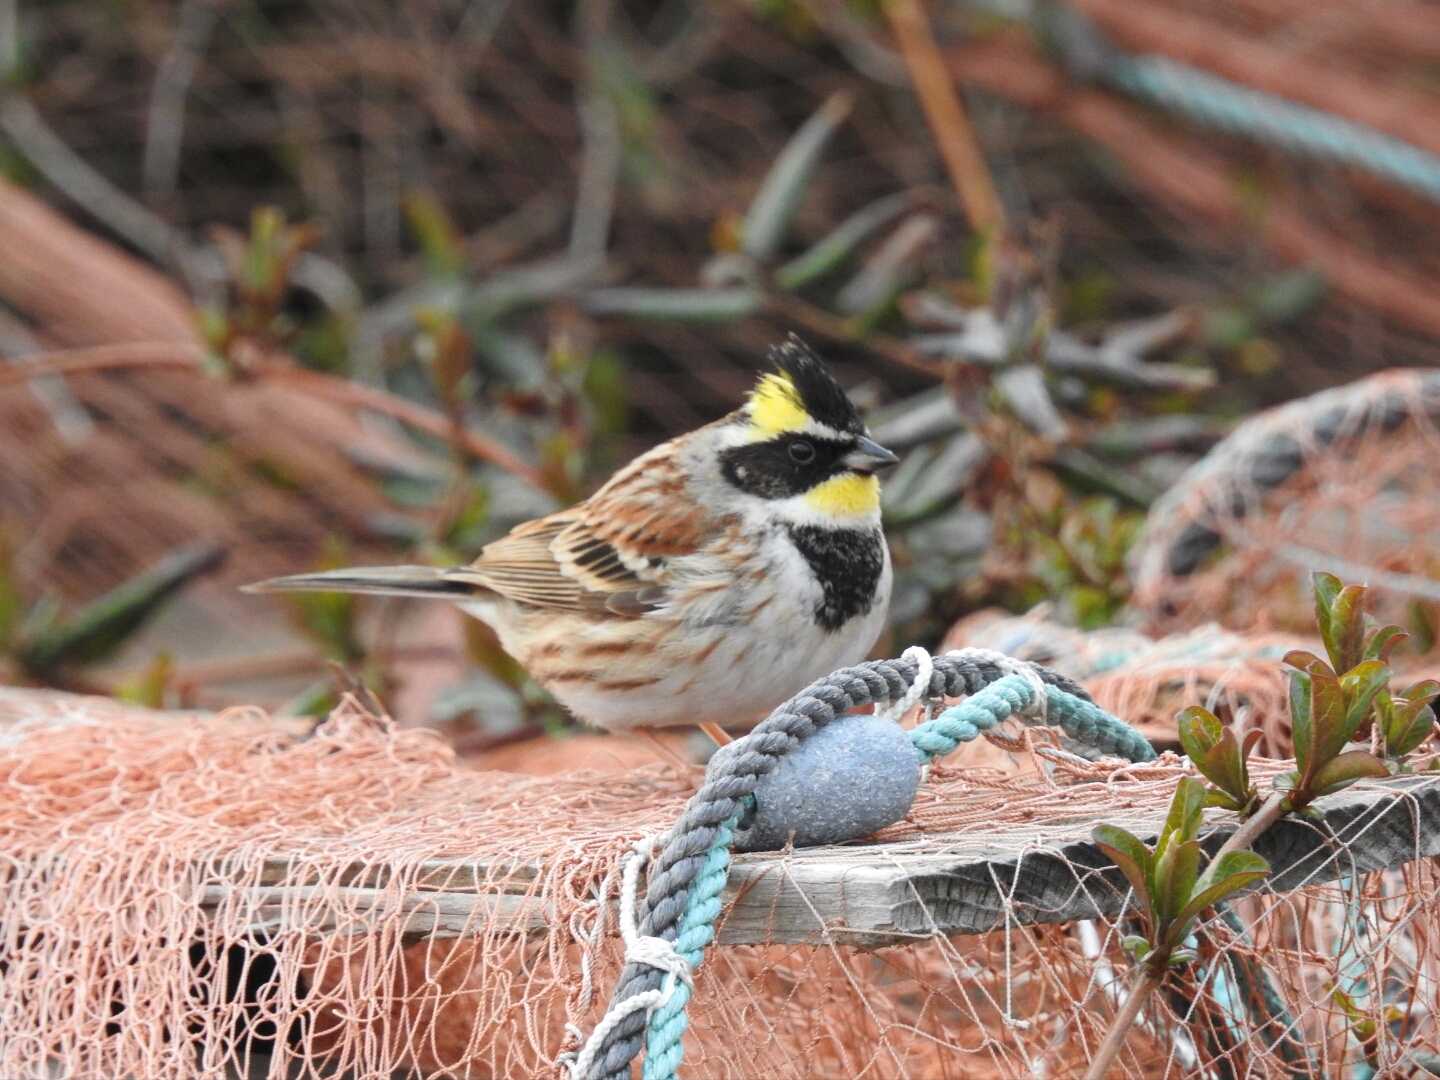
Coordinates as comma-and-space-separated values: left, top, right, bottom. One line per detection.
698, 722, 733, 747
637, 728, 696, 770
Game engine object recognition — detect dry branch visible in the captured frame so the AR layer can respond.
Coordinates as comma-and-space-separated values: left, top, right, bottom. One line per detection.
0, 342, 546, 488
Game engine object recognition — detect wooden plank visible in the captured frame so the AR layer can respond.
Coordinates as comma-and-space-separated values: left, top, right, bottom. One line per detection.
200, 775, 1440, 948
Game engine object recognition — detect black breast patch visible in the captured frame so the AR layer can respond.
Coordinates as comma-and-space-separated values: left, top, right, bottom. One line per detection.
784, 525, 885, 632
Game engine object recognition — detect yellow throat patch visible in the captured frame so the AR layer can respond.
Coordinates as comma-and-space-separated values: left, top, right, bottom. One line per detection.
804, 472, 880, 517
747, 373, 810, 436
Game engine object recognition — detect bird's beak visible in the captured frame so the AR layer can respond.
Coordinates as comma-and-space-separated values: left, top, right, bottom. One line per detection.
844, 435, 901, 474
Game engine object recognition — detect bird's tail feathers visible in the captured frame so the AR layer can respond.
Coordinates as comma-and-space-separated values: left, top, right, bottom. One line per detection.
241, 565, 476, 600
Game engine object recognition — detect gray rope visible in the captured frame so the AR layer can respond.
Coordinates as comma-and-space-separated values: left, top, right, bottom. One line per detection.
584, 653, 1110, 1080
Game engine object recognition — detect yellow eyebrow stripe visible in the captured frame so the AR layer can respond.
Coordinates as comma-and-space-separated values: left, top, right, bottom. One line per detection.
748, 373, 810, 436
803, 473, 879, 517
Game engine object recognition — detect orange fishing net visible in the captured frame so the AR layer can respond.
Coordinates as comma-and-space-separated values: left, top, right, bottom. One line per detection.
0, 356, 426, 606
1128, 368, 1440, 647
3, 686, 1438, 1078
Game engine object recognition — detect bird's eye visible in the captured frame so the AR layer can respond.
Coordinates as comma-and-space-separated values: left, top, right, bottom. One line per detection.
788, 439, 816, 464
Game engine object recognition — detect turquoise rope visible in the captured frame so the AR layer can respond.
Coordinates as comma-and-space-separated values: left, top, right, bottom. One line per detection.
641, 808, 742, 1080
1107, 56, 1440, 203
639, 677, 1152, 1080
965, 0, 1440, 203
911, 676, 1157, 765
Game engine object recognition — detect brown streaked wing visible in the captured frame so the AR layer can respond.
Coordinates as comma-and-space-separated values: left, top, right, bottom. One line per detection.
446, 508, 661, 613
444, 513, 585, 610
572, 448, 716, 562
448, 442, 729, 614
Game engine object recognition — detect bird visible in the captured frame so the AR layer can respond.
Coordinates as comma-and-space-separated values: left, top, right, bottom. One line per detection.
244, 335, 899, 751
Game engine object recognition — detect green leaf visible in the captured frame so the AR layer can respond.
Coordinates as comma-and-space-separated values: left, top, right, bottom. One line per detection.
1174, 850, 1270, 928
742, 91, 852, 260
1289, 669, 1314, 777
1321, 584, 1368, 673
403, 192, 464, 279
1307, 666, 1349, 778
1339, 659, 1390, 743
1402, 678, 1440, 707
1154, 838, 1202, 923
1310, 750, 1389, 797
1284, 649, 1327, 673
1203, 789, 1244, 811
115, 652, 173, 709
19, 544, 226, 674
775, 192, 911, 290
1092, 825, 1154, 912
1177, 705, 1223, 758
1393, 703, 1438, 757
1161, 777, 1208, 849
1331, 985, 1363, 1021
1121, 934, 1152, 963
1178, 706, 1250, 803
1363, 624, 1409, 664
1312, 571, 1343, 621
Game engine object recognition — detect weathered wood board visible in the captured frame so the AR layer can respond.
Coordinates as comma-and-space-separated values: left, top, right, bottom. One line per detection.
202, 775, 1440, 947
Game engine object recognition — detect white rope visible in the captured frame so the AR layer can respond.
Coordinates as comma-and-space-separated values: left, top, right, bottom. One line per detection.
560, 836, 693, 1080
876, 645, 934, 724
876, 645, 1052, 727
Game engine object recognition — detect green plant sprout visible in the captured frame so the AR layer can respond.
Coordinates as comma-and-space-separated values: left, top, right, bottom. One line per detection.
1179, 573, 1438, 823
1086, 571, 1433, 1080
1177, 706, 1264, 815
1093, 777, 1270, 972
200, 206, 319, 368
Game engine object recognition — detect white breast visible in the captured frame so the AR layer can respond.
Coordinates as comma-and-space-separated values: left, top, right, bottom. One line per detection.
463, 528, 893, 732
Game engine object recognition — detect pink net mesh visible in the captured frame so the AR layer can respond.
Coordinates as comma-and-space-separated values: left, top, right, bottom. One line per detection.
3, 685, 1439, 1078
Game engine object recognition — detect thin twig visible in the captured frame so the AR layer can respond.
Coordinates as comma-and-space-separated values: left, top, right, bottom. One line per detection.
1083, 966, 1166, 1080
0, 343, 549, 489
885, 0, 1004, 235
570, 0, 621, 260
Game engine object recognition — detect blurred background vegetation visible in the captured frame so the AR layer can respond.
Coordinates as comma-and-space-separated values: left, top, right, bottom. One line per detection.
3, 0, 1439, 757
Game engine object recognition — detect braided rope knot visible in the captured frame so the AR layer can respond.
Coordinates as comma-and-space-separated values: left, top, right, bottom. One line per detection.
626, 935, 692, 990
879, 646, 1052, 732
943, 646, 1050, 724
562, 836, 691, 1080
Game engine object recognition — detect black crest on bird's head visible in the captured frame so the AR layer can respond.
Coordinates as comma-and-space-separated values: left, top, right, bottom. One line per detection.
767, 334, 863, 435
